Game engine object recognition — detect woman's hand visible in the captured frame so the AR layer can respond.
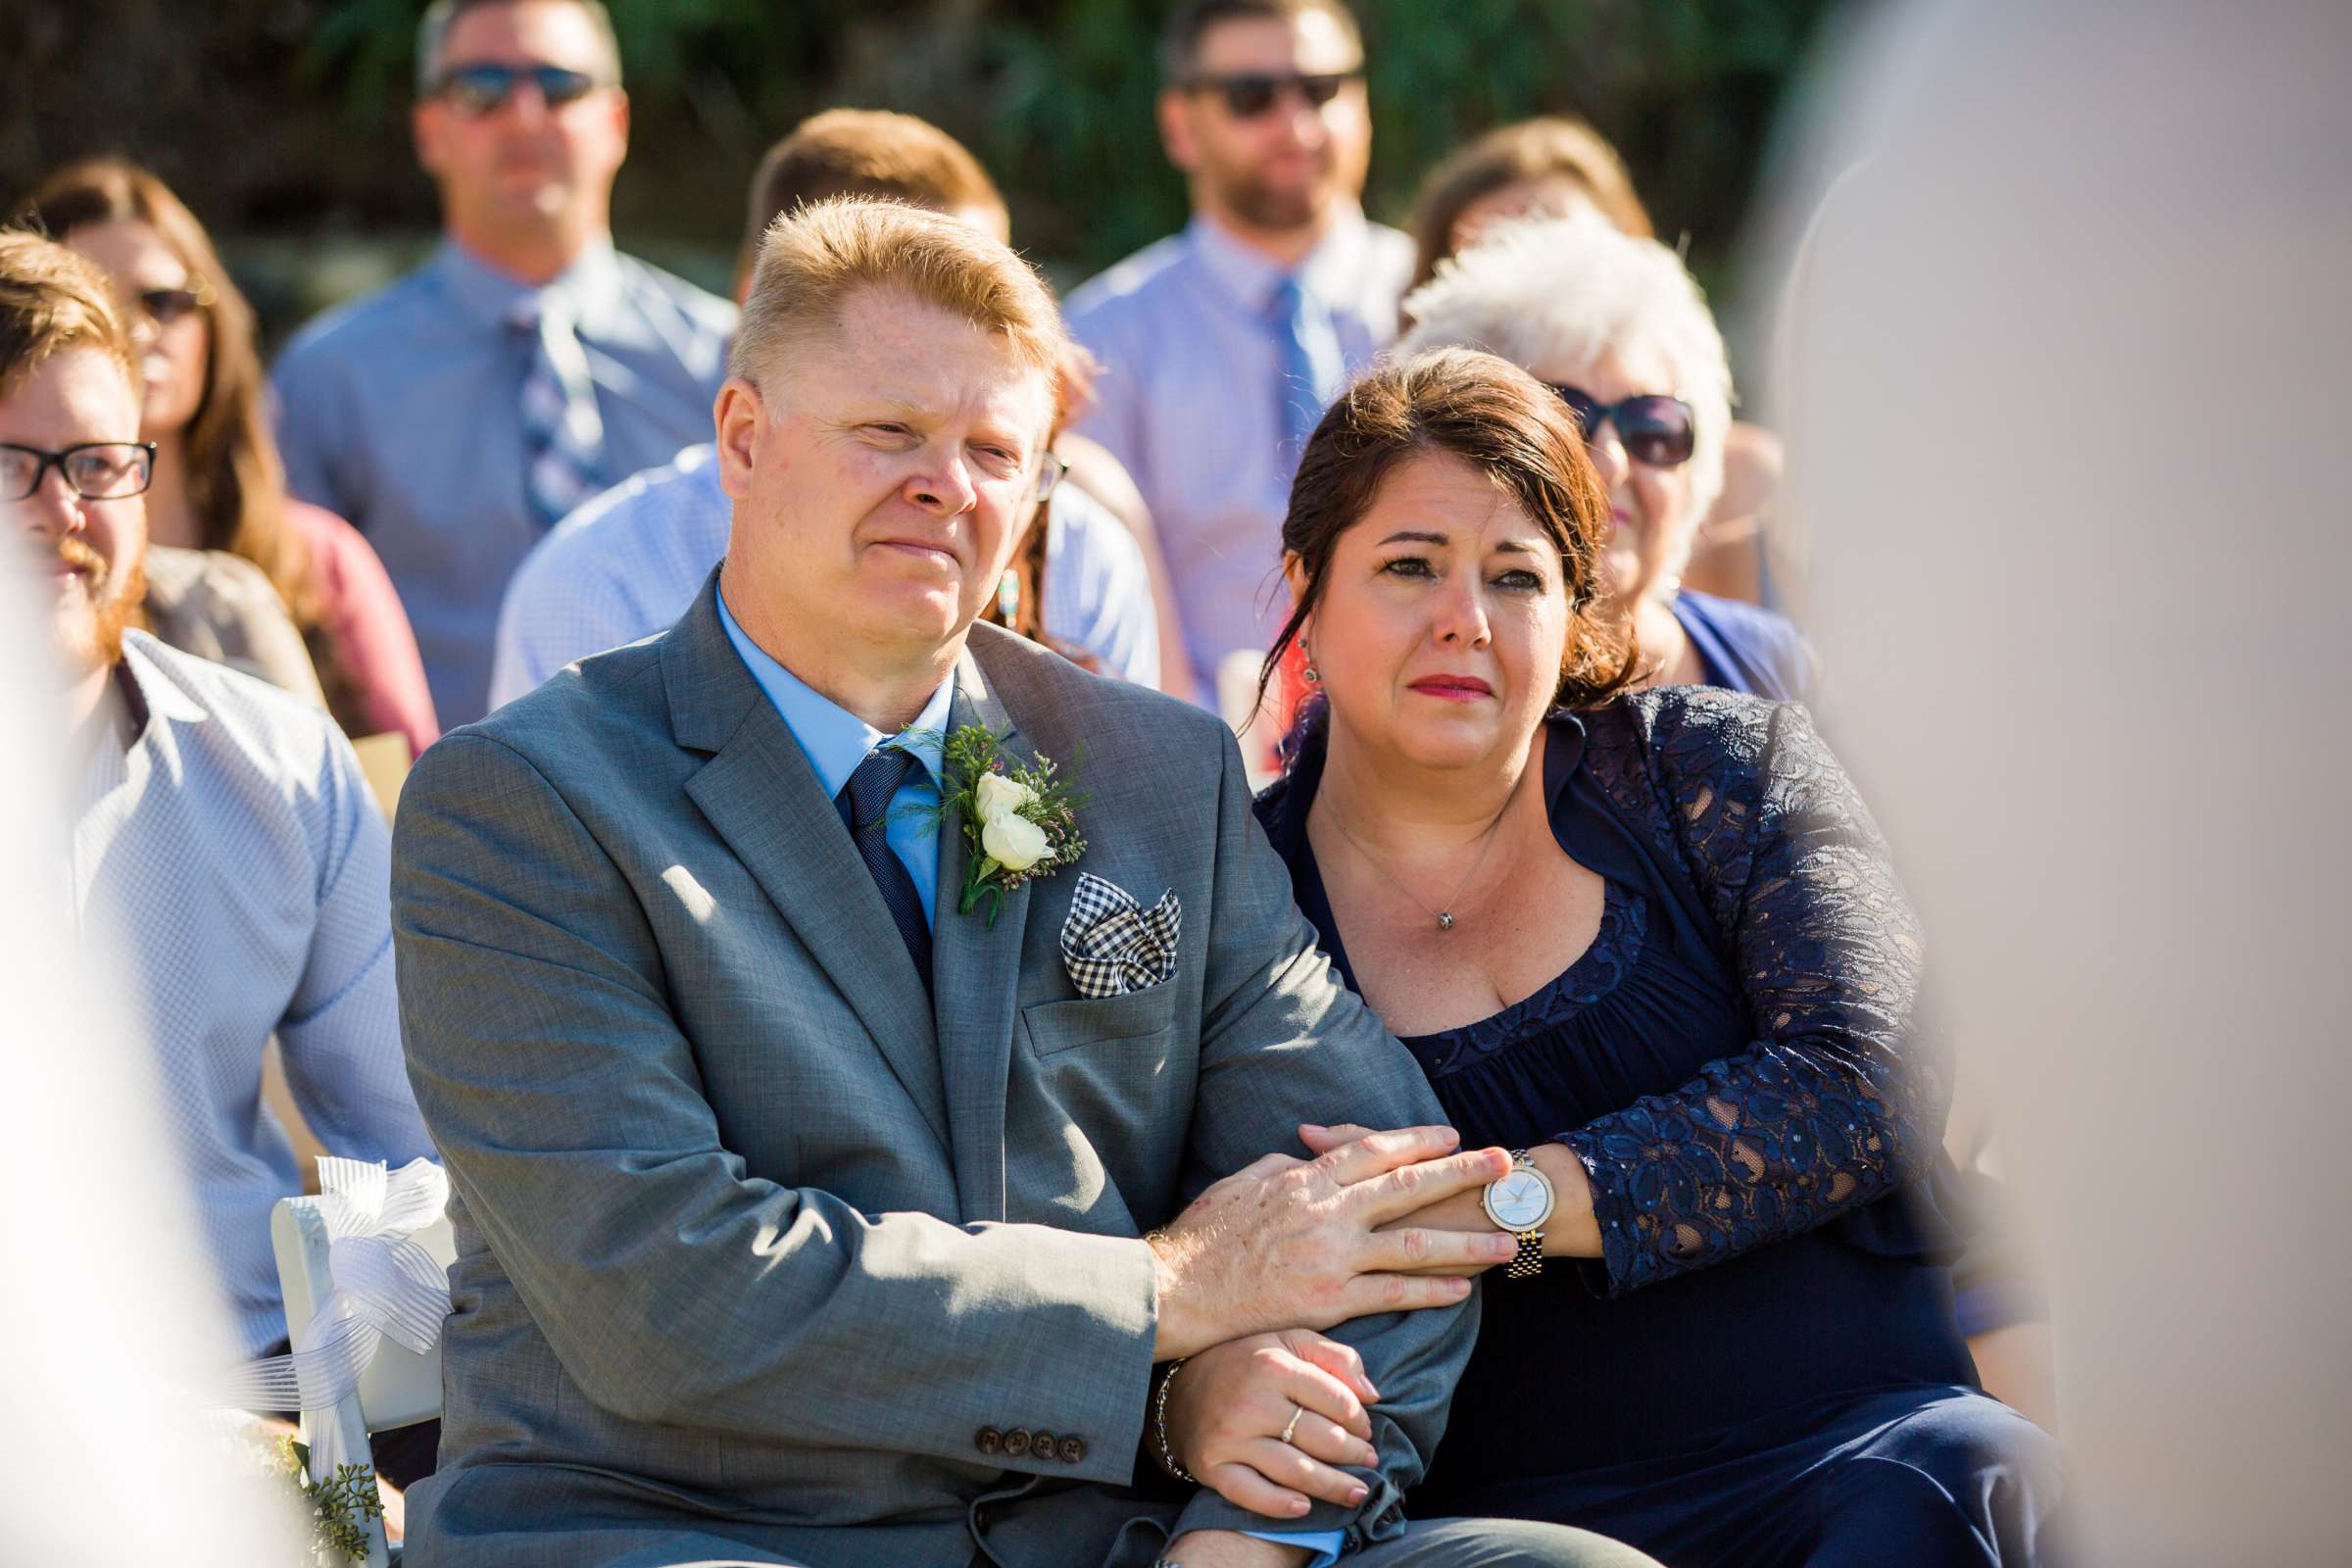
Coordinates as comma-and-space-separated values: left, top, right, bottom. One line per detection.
1165, 1330, 1385, 1521
1299, 1123, 1601, 1259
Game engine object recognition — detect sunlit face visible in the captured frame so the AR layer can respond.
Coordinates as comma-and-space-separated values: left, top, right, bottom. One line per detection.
1527, 341, 1692, 607
715, 285, 1055, 662
62, 219, 209, 439
4, 349, 150, 679
413, 0, 629, 242
1289, 452, 1569, 773
1450, 174, 1601, 254
1158, 10, 1371, 234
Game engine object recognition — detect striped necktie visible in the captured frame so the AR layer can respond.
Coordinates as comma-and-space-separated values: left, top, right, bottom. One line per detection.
836, 746, 933, 986
1270, 271, 1346, 463
513, 293, 607, 529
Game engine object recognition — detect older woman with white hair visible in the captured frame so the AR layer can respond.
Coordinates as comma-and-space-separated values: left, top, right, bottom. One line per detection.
1397, 211, 1814, 703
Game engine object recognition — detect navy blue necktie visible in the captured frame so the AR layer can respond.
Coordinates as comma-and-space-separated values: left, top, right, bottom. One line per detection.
836, 747, 933, 986
1271, 271, 1345, 463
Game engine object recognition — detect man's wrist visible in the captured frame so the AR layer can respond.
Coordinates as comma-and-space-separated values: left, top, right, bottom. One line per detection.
1147, 1229, 1205, 1360
1161, 1528, 1316, 1567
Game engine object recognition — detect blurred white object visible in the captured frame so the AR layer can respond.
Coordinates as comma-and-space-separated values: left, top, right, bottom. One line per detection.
0, 578, 304, 1561
268, 1163, 456, 1568
1765, 2, 2352, 1562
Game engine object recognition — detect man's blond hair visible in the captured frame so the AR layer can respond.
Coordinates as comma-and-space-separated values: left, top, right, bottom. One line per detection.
0, 231, 136, 400
729, 198, 1069, 396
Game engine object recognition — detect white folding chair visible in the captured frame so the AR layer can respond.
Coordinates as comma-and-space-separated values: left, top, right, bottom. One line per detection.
270, 1194, 455, 1567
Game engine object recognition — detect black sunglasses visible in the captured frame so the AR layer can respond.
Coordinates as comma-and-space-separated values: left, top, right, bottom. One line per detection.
0, 441, 157, 504
434, 62, 603, 116
133, 284, 211, 327
1182, 71, 1358, 119
1547, 384, 1697, 468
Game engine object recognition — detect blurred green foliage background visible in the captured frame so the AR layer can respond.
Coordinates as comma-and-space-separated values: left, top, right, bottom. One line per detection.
4, 0, 1845, 347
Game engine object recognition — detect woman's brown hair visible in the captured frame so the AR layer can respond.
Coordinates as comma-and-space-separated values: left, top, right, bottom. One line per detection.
1405, 117, 1652, 294
1259, 346, 1639, 718
23, 158, 349, 714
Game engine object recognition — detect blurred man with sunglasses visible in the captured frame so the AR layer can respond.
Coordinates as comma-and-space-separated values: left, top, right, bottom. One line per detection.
1066, 0, 1412, 704
3, 231, 436, 1476
272, 0, 734, 727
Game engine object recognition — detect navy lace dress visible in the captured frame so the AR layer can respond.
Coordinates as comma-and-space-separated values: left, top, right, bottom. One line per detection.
1254, 691, 2063, 1567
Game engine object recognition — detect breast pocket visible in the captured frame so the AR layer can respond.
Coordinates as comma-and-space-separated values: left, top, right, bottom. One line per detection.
1019, 983, 1177, 1058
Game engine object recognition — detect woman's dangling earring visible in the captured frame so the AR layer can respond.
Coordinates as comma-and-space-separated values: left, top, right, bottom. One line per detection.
1301, 639, 1319, 685
996, 569, 1020, 624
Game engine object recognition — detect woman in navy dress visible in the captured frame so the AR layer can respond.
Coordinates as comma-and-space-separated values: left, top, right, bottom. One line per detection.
1154, 350, 2061, 1566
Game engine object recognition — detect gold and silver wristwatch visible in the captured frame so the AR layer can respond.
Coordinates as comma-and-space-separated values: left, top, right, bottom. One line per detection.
1480, 1148, 1556, 1279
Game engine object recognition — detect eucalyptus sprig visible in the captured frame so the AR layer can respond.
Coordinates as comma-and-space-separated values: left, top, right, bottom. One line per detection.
904, 723, 1087, 925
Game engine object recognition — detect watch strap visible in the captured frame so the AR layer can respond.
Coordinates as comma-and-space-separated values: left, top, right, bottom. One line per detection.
1505, 1229, 1544, 1279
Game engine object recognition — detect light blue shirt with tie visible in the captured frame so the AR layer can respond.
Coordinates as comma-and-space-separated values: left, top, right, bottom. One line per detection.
1067, 208, 1413, 700
273, 236, 735, 727
715, 588, 951, 923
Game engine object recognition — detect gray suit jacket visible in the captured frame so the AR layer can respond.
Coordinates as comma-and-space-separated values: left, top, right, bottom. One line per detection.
390, 575, 1472, 1568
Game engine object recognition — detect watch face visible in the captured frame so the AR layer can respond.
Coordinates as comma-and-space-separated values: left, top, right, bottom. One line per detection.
1486, 1169, 1551, 1230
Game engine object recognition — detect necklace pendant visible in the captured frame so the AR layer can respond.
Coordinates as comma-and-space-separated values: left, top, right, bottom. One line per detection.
1436, 911, 1455, 931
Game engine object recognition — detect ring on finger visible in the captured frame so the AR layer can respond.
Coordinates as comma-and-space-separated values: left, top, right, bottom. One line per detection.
1280, 1404, 1304, 1446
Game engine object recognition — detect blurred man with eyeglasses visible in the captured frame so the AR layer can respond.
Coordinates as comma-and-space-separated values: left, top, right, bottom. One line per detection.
3, 231, 435, 1476
272, 0, 734, 726
1065, 0, 1411, 702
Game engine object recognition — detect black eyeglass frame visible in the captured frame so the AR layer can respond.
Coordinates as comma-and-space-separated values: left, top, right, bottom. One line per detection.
0, 441, 159, 504
1545, 383, 1698, 469
1178, 70, 1362, 119
431, 62, 608, 115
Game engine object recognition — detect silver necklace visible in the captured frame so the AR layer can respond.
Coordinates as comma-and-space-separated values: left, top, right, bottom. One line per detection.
1322, 772, 1522, 932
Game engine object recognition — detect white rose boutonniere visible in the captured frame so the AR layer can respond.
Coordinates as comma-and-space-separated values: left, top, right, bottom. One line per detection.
909, 723, 1087, 924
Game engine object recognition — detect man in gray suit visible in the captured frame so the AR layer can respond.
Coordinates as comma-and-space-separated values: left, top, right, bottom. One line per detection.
391, 199, 1651, 1568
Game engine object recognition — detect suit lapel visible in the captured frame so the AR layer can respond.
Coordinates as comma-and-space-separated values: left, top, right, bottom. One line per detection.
929, 640, 1037, 1222
665, 574, 952, 1153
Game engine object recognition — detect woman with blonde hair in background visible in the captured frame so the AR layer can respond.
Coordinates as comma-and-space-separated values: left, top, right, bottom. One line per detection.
28, 159, 439, 757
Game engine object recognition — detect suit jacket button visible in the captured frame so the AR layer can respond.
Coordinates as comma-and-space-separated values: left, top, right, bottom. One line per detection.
1031, 1430, 1055, 1458
1004, 1428, 1032, 1456
1058, 1435, 1087, 1464
975, 1427, 1003, 1455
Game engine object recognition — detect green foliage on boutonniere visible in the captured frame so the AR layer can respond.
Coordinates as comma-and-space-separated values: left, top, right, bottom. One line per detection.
923, 723, 1087, 924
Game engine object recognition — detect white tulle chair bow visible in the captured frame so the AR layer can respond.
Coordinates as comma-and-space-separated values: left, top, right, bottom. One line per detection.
219, 1156, 453, 1479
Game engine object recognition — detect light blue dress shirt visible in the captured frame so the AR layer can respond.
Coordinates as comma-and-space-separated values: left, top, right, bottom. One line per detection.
71, 633, 434, 1356
273, 237, 736, 727
487, 443, 1159, 709
1067, 208, 1413, 700
714, 588, 952, 923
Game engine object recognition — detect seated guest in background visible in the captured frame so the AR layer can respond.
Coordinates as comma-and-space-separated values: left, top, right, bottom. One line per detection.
1398, 212, 1812, 701
29, 158, 440, 758
489, 106, 1160, 709
394, 199, 1652, 1568
1405, 133, 1780, 607
1068, 0, 1411, 700
2, 232, 437, 1476
137, 539, 328, 705
272, 0, 734, 726
1401, 117, 1653, 293
1161, 349, 2062, 1565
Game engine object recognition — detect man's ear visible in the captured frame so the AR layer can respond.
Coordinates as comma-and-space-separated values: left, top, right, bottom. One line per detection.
1156, 88, 1200, 175
713, 376, 763, 503
412, 100, 447, 180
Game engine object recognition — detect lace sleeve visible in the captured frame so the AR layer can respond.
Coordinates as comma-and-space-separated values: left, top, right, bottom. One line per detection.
1559, 696, 1946, 1296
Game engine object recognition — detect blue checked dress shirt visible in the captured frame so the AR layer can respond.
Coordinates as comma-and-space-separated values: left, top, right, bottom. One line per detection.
487, 443, 1159, 709
1067, 209, 1413, 699
273, 237, 734, 727
69, 633, 434, 1357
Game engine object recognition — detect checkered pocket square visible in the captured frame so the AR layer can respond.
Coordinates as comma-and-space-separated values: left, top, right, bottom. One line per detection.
1058, 872, 1183, 1000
